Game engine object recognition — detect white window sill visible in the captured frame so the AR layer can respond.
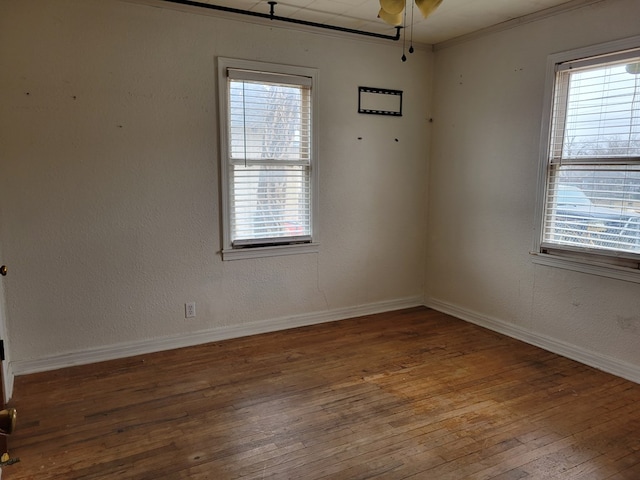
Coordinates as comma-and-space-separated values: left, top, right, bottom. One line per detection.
530, 252, 640, 284
222, 242, 320, 261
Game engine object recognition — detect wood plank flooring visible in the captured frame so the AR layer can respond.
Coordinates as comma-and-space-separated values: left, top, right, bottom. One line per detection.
5, 307, 640, 479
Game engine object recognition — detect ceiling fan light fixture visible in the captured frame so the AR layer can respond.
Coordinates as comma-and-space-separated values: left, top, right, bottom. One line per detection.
414, 0, 443, 18
626, 63, 640, 75
378, 7, 403, 26
379, 0, 405, 15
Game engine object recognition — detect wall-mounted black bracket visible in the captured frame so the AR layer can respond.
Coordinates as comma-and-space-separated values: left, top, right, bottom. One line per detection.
358, 86, 403, 116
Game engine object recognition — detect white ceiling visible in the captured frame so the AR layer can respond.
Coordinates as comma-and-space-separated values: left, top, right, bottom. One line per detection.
191, 0, 594, 45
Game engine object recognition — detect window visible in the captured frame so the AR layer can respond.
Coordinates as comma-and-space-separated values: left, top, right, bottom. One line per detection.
218, 58, 319, 260
535, 37, 640, 279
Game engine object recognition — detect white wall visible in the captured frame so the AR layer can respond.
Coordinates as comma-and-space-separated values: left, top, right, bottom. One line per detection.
426, 0, 640, 380
0, 0, 432, 372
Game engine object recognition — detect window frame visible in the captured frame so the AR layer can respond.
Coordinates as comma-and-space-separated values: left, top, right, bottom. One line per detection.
217, 57, 320, 261
533, 35, 640, 282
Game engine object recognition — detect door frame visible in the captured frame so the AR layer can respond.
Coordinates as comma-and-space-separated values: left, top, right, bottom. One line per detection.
0, 275, 13, 405
0, 205, 13, 456
0, 205, 14, 404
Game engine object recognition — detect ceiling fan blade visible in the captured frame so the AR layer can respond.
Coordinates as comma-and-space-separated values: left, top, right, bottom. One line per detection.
378, 7, 404, 26
414, 0, 443, 18
379, 0, 405, 15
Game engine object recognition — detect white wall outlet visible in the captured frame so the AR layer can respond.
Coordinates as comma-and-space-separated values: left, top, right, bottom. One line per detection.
185, 302, 196, 318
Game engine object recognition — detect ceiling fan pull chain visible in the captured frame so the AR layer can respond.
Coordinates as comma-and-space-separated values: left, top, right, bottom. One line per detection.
409, 0, 415, 54
401, 0, 407, 62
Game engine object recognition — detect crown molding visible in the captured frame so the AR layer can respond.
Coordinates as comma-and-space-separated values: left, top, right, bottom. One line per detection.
434, 0, 608, 51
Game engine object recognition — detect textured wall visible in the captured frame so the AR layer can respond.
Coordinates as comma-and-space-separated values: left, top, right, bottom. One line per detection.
426, 0, 640, 370
0, 0, 432, 364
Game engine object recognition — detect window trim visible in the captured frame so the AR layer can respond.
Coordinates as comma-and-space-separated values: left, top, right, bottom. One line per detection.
532, 35, 640, 283
217, 57, 320, 261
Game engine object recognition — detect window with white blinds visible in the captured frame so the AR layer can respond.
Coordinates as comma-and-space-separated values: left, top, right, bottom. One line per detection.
540, 44, 640, 264
218, 58, 318, 259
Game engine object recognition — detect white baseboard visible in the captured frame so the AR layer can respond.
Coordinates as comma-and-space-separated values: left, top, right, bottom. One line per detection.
425, 298, 640, 385
16, 295, 637, 385
11, 296, 424, 376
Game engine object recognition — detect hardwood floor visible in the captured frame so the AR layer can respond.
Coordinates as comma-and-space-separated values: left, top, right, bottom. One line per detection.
5, 307, 640, 479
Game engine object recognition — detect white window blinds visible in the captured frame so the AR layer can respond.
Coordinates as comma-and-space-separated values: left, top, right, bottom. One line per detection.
550, 53, 640, 163
542, 50, 640, 257
226, 68, 313, 247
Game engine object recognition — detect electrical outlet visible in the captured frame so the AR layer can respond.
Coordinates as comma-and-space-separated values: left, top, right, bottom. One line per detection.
185, 302, 196, 318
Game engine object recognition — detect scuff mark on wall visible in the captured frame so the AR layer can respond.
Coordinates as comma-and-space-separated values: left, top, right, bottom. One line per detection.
617, 316, 640, 335
570, 287, 582, 308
